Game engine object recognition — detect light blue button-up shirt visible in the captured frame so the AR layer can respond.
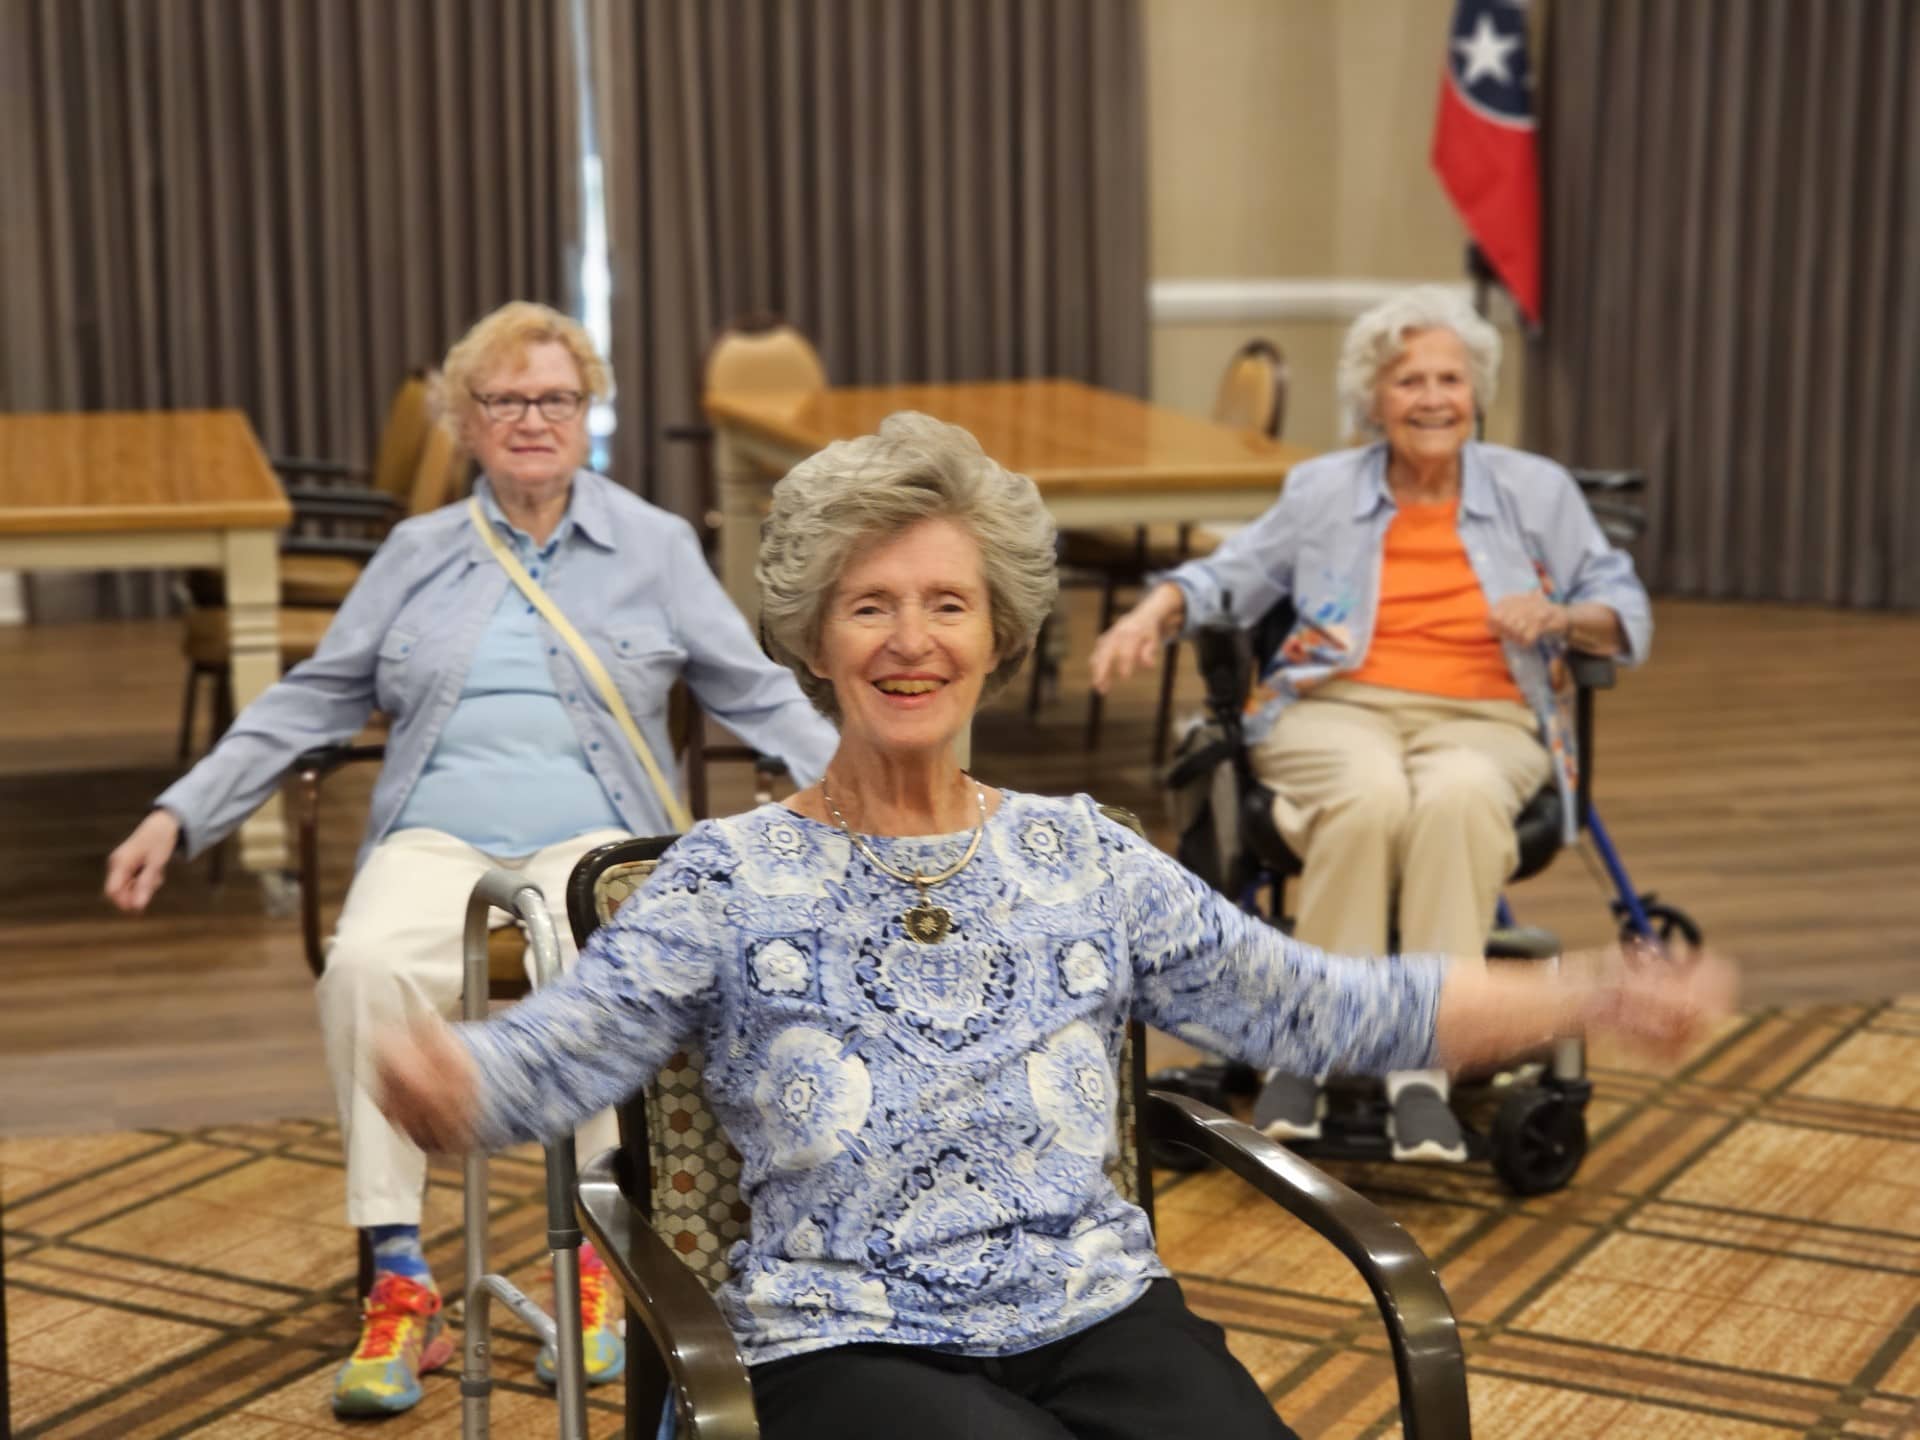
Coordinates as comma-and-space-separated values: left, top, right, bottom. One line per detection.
1164, 442, 1653, 840
391, 498, 627, 853
158, 472, 840, 865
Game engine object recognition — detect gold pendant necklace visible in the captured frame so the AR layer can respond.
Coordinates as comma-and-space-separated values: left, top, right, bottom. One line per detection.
821, 778, 988, 945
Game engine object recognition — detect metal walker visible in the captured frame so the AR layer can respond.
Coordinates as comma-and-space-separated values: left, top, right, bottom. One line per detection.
458, 869, 590, 1440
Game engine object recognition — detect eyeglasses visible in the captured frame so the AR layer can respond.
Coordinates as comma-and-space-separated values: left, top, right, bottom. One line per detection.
470, 389, 585, 424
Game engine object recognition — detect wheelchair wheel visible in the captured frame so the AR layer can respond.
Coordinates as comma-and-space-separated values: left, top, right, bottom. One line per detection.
1619, 900, 1703, 950
1490, 1085, 1587, 1195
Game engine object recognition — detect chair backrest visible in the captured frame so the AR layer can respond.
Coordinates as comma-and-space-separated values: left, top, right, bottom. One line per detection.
370, 370, 436, 504
702, 316, 827, 397
407, 423, 471, 516
565, 810, 1154, 1294
1211, 339, 1288, 439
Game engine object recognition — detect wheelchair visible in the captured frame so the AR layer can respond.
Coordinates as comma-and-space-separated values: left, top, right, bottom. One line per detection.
1156, 470, 1701, 1195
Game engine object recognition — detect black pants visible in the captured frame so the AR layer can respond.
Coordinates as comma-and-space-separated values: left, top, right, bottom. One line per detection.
749, 1279, 1301, 1440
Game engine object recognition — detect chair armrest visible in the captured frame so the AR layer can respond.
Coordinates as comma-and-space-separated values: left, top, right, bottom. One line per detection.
1567, 470, 1647, 546
1146, 1091, 1470, 1440
294, 742, 387, 779
285, 482, 401, 510
1567, 652, 1615, 690
287, 493, 403, 524
291, 743, 387, 979
1568, 468, 1645, 497
576, 1149, 759, 1438
272, 456, 368, 481
1189, 619, 1255, 733
281, 480, 389, 504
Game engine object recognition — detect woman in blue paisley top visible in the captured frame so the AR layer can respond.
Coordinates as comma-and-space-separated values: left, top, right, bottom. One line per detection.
378, 413, 1729, 1439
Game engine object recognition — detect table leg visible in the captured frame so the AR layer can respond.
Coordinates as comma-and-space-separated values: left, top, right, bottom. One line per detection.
224, 526, 287, 872
715, 424, 771, 625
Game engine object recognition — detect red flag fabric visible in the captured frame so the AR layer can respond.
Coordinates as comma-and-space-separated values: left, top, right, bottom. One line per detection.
1431, 0, 1542, 324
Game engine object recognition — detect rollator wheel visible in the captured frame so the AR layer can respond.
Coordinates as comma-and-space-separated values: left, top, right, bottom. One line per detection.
1618, 900, 1703, 950
1490, 1085, 1587, 1195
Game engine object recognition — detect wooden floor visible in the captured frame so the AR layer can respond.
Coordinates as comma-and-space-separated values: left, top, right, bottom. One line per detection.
2, 598, 1919, 1136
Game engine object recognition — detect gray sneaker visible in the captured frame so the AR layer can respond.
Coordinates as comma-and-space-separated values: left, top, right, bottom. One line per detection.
1389, 1083, 1469, 1163
1253, 1071, 1324, 1141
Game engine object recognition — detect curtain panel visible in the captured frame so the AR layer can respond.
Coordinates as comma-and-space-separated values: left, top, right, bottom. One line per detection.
1526, 0, 1919, 608
0, 0, 579, 616
588, 0, 1150, 519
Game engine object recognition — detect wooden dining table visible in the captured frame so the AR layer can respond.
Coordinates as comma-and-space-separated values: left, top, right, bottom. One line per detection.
705, 377, 1311, 625
0, 410, 291, 872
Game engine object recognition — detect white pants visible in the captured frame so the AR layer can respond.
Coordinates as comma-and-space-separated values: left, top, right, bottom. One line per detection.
314, 826, 629, 1228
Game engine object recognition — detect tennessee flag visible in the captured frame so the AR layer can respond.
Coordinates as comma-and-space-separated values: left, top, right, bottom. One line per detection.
1431, 0, 1542, 324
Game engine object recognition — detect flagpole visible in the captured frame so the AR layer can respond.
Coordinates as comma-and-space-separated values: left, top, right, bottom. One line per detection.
1465, 241, 1497, 322
1465, 241, 1497, 440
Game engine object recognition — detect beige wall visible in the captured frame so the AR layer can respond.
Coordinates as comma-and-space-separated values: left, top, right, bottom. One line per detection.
1144, 0, 1525, 451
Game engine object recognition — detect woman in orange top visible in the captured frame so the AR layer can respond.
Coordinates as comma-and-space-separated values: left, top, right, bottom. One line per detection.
1091, 288, 1652, 1161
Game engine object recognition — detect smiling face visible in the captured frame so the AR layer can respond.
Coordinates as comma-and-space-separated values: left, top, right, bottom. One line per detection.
461, 339, 591, 509
811, 517, 999, 762
1373, 327, 1477, 466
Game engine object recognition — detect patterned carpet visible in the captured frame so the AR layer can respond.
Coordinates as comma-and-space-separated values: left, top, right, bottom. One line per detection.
5, 997, 1918, 1438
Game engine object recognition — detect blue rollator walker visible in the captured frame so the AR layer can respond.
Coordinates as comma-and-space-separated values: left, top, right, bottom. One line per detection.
1156, 470, 1701, 1195
457, 870, 592, 1440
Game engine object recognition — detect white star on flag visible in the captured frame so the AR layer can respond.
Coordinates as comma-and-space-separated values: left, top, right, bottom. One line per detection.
1453, 14, 1521, 87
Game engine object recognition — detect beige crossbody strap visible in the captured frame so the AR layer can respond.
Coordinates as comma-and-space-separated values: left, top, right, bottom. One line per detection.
468, 499, 693, 832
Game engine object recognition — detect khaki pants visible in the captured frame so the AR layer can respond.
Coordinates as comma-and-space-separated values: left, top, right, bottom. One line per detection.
314, 826, 629, 1227
1250, 681, 1550, 959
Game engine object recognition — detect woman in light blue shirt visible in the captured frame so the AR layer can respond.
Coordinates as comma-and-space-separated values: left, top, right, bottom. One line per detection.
103, 302, 838, 1417
1090, 287, 1652, 1165
376, 412, 1721, 1440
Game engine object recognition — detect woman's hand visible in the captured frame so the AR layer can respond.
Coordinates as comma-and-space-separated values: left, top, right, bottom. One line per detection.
1437, 945, 1737, 1071
104, 809, 183, 912
1089, 582, 1187, 693
1575, 944, 1739, 1060
1487, 591, 1569, 647
376, 1015, 483, 1153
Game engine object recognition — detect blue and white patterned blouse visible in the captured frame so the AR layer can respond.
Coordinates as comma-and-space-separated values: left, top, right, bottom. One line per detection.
459, 791, 1446, 1366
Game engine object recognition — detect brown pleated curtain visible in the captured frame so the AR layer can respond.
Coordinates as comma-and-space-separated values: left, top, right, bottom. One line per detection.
586, 0, 1150, 518
1526, 0, 1920, 608
0, 0, 579, 618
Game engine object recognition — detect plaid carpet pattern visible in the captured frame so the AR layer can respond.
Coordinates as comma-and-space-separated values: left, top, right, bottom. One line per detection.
5, 997, 1918, 1438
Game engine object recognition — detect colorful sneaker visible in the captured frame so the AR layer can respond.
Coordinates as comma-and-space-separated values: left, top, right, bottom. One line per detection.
331, 1273, 456, 1417
536, 1245, 626, 1387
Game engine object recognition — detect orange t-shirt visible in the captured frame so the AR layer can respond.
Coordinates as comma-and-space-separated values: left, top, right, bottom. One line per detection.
1344, 499, 1523, 702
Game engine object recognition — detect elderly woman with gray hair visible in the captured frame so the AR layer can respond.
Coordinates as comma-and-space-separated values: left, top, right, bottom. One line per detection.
1091, 286, 1654, 1163
377, 412, 1717, 1438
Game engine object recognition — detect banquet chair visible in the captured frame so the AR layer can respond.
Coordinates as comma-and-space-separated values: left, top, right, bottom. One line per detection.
1041, 339, 1290, 762
665, 316, 828, 554
565, 806, 1469, 1439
